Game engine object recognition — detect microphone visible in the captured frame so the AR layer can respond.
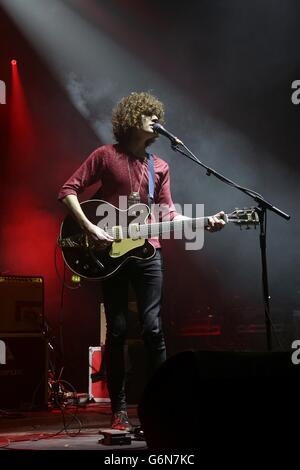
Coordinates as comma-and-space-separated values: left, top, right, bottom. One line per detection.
152, 123, 182, 145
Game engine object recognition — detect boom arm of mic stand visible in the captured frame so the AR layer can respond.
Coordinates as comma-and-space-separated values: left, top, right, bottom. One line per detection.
171, 142, 291, 220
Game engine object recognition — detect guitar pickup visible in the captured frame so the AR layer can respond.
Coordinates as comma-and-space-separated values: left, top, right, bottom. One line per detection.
128, 223, 141, 240
111, 225, 123, 241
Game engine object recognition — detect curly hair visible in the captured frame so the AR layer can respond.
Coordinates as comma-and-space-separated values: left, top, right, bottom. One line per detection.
112, 91, 165, 143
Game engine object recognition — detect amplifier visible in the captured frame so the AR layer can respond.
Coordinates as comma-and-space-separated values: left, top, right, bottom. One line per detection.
0, 333, 48, 410
88, 346, 110, 403
0, 275, 44, 332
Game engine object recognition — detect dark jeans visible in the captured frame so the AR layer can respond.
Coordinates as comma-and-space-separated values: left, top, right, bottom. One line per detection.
102, 249, 166, 413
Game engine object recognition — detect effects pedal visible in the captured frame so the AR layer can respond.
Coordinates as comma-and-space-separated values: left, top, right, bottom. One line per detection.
98, 430, 132, 446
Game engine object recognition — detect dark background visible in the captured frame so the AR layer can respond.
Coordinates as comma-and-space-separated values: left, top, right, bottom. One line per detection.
0, 0, 299, 392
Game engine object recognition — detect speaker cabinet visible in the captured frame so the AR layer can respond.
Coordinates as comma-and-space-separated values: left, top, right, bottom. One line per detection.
0, 276, 44, 333
0, 333, 48, 410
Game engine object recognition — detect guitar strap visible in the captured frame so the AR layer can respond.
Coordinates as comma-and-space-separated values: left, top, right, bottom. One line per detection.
147, 153, 155, 207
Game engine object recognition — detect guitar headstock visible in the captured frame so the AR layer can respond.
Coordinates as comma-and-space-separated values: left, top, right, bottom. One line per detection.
227, 207, 260, 229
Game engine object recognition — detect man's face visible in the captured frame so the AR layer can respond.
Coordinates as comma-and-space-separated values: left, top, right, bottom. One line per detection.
140, 113, 159, 134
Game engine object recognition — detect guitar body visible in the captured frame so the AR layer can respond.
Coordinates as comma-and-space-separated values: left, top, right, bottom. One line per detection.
60, 200, 156, 280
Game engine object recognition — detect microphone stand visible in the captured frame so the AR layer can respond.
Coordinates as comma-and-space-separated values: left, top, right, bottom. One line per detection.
170, 139, 290, 351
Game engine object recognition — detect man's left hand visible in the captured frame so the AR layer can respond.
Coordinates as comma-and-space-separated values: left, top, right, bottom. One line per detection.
206, 211, 226, 232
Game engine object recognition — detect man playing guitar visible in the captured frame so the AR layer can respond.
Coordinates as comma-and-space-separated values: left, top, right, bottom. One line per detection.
58, 91, 225, 431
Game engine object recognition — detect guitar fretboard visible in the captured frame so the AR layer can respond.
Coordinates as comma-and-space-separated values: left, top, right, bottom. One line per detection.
138, 217, 209, 238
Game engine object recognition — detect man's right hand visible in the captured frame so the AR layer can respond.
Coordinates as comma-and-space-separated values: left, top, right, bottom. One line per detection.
61, 195, 114, 247
84, 222, 114, 246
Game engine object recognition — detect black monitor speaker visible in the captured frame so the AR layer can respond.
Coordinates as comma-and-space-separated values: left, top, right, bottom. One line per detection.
138, 350, 300, 450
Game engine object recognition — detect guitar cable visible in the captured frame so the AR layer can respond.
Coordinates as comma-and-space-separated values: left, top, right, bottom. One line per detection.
54, 239, 82, 290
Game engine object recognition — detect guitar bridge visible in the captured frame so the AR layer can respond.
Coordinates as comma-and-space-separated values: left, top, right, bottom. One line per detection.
59, 234, 86, 248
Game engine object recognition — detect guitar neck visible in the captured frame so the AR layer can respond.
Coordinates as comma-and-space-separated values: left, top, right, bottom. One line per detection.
139, 217, 210, 238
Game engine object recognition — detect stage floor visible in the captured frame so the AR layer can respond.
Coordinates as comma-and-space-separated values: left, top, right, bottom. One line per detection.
0, 403, 146, 450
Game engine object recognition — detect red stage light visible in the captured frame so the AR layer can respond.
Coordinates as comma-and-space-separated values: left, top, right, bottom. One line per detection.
11, 59, 17, 65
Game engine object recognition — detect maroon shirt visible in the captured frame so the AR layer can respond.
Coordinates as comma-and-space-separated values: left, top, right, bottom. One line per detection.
58, 144, 178, 248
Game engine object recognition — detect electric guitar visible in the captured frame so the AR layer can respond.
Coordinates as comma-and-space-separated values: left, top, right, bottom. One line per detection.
58, 199, 259, 280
